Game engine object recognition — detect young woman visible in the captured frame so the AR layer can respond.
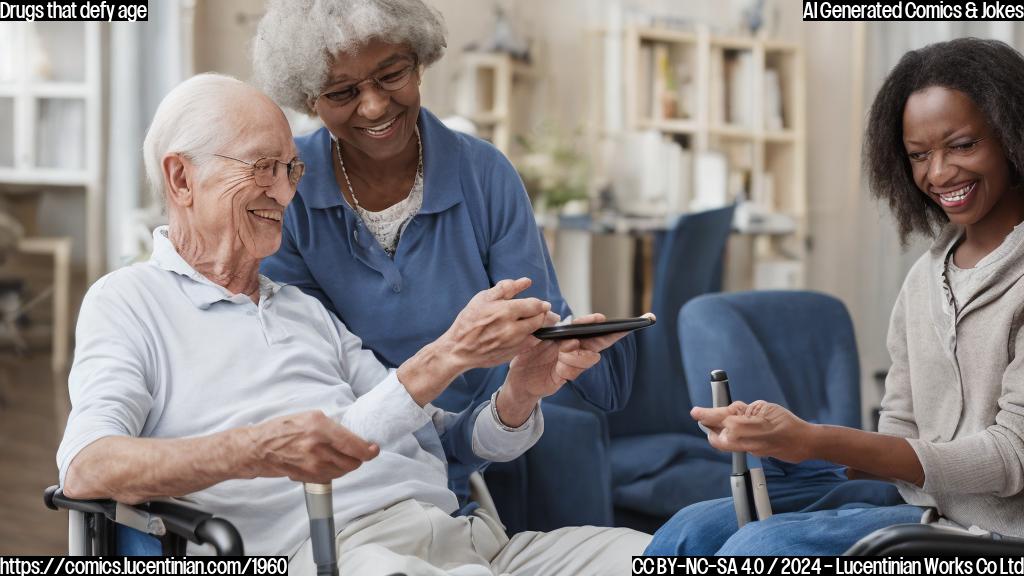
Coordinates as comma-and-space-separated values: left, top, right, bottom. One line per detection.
647, 37, 1024, 555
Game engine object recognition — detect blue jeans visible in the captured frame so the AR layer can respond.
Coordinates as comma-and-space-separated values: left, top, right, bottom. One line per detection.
646, 459, 923, 556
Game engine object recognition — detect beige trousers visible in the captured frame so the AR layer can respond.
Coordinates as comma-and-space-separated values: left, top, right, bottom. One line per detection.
289, 499, 651, 576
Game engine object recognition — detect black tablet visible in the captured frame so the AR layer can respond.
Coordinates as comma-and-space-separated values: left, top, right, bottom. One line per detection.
533, 316, 656, 340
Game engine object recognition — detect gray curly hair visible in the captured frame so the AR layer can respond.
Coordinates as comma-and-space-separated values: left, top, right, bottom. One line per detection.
252, 0, 447, 114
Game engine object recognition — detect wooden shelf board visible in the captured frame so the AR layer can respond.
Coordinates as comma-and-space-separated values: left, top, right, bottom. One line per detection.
468, 113, 506, 125
710, 36, 757, 50
710, 125, 757, 139
634, 27, 698, 44
763, 40, 800, 53
29, 84, 91, 99
0, 170, 92, 188
765, 131, 797, 143
638, 118, 697, 134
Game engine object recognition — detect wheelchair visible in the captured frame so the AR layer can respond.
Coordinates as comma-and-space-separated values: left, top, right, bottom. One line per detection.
44, 485, 243, 555
845, 523, 1024, 555
46, 484, 1024, 557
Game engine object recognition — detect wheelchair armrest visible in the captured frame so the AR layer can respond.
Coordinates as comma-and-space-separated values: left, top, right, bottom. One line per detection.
845, 523, 1024, 556
45, 485, 244, 556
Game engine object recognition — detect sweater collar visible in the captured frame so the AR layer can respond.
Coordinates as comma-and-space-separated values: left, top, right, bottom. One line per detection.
928, 223, 1024, 323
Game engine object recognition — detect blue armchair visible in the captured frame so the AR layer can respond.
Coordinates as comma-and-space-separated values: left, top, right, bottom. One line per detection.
679, 291, 861, 428
485, 402, 613, 533
606, 205, 737, 532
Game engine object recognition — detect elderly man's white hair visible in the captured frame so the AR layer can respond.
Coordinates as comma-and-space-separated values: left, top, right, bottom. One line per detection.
252, 0, 447, 114
143, 73, 256, 210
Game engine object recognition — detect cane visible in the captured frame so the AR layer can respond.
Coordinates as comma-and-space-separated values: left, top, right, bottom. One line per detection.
708, 370, 773, 527
303, 482, 339, 576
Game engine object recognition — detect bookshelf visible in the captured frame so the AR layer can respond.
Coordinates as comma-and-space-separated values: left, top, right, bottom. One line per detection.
618, 25, 807, 290
0, 21, 103, 282
454, 51, 534, 157
0, 21, 102, 400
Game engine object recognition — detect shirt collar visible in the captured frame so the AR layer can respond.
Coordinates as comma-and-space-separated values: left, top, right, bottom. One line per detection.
298, 107, 464, 215
150, 225, 283, 309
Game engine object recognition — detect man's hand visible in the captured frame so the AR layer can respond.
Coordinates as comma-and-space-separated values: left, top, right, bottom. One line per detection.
691, 400, 816, 463
245, 410, 380, 484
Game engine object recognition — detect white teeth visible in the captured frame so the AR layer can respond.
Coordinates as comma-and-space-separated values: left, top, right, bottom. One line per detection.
939, 182, 974, 202
363, 117, 397, 134
250, 210, 281, 221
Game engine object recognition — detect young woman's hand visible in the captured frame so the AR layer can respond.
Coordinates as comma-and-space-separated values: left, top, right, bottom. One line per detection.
691, 400, 817, 463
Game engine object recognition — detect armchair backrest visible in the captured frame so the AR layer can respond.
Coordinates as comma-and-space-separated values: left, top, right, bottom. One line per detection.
679, 290, 861, 428
609, 204, 736, 437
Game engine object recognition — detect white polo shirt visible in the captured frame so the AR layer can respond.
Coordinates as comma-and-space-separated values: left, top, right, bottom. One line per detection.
57, 226, 542, 556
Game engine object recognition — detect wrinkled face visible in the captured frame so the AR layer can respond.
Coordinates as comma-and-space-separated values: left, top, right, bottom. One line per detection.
314, 38, 421, 162
190, 97, 298, 260
903, 86, 1012, 229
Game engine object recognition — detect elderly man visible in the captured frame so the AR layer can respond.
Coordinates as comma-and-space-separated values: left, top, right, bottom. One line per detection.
57, 74, 650, 575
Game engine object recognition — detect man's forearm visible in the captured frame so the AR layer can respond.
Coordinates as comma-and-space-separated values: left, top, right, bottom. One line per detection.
809, 424, 925, 487
63, 428, 255, 504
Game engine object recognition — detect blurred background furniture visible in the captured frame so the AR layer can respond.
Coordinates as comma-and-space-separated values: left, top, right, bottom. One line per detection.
604, 204, 736, 532
487, 204, 737, 534
485, 402, 613, 533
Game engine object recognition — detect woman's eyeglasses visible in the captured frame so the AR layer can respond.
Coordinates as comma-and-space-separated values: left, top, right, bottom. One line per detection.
212, 154, 305, 187
317, 59, 418, 108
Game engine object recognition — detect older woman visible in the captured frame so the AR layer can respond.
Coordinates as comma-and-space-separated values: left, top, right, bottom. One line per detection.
647, 37, 1024, 555
252, 0, 642, 520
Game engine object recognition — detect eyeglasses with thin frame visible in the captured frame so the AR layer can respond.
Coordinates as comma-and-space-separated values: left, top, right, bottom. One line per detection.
907, 137, 987, 164
212, 154, 305, 187
317, 57, 418, 108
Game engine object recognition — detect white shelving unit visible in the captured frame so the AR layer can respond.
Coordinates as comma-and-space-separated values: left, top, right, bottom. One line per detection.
0, 22, 104, 282
617, 25, 807, 290
454, 51, 534, 157
0, 22, 103, 408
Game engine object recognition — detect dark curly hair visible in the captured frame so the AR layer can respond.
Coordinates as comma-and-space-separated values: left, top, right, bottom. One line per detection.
864, 37, 1024, 245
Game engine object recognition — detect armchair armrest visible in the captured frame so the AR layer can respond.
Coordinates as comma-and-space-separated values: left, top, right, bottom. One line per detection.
845, 523, 1024, 556
45, 485, 244, 556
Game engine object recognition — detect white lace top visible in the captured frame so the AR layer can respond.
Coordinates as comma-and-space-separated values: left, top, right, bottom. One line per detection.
352, 172, 424, 257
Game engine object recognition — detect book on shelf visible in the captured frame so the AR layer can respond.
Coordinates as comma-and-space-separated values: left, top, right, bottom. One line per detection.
711, 51, 725, 125
639, 42, 693, 123
724, 51, 754, 128
638, 42, 653, 120
0, 23, 15, 83
764, 69, 784, 132
651, 43, 676, 121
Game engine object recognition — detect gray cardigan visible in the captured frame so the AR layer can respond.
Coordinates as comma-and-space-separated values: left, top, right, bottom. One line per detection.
879, 224, 1024, 536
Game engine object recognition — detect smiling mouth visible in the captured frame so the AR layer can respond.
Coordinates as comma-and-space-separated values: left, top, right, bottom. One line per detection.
934, 181, 977, 208
358, 114, 400, 136
249, 209, 282, 222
